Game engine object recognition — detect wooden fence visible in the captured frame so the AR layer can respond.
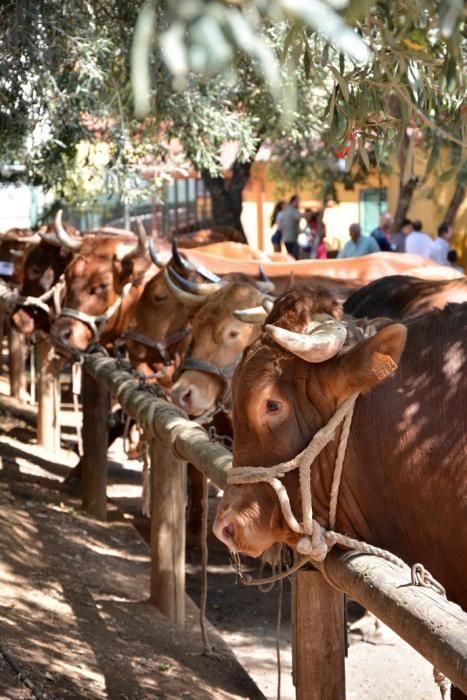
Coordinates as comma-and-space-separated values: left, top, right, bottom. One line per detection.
0, 282, 466, 698
80, 354, 467, 699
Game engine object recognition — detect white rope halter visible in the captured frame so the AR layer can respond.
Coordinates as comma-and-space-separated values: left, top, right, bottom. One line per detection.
227, 392, 359, 561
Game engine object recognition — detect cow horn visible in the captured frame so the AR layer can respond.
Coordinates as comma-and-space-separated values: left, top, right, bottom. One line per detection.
168, 266, 225, 296
262, 298, 274, 313
117, 219, 149, 261
256, 265, 275, 293
265, 314, 347, 362
171, 238, 221, 283
234, 296, 274, 324
164, 267, 207, 306
172, 238, 193, 272
54, 210, 83, 251
234, 306, 268, 324
135, 217, 147, 241
149, 239, 165, 269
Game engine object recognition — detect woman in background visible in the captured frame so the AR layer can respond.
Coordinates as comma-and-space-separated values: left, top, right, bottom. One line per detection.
270, 200, 285, 253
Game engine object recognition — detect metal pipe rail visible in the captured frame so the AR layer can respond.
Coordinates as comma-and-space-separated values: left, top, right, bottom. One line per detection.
76, 353, 467, 696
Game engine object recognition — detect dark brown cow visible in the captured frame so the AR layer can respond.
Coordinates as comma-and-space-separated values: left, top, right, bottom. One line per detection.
0, 228, 41, 287
344, 274, 467, 320
11, 239, 74, 334
213, 287, 467, 624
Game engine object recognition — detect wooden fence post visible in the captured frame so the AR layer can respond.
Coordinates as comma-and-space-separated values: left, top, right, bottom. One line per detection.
81, 368, 109, 520
37, 337, 61, 452
293, 569, 346, 700
8, 326, 27, 401
149, 436, 186, 627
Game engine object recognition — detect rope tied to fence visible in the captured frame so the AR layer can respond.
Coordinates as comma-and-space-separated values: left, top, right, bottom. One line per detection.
227, 390, 453, 698
228, 393, 359, 559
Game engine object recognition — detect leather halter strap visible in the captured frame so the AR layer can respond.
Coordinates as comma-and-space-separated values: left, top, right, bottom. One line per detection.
179, 356, 238, 384
119, 327, 190, 366
58, 283, 132, 342
175, 354, 240, 419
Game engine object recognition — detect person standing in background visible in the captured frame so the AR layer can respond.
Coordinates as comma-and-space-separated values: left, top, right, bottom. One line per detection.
281, 194, 302, 259
270, 200, 285, 253
405, 220, 433, 258
338, 223, 381, 258
307, 210, 327, 259
429, 222, 453, 266
371, 212, 394, 252
392, 218, 413, 253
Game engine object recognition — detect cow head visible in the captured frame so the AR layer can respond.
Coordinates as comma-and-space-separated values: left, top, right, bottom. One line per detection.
0, 228, 41, 288
11, 239, 74, 334
124, 240, 223, 380
51, 213, 148, 350
170, 281, 267, 417
213, 285, 407, 557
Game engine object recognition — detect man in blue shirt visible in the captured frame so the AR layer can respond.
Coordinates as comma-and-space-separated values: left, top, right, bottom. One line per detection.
338, 223, 381, 258
371, 212, 394, 252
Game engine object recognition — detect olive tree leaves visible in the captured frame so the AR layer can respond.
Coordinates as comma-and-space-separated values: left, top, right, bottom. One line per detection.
132, 0, 466, 166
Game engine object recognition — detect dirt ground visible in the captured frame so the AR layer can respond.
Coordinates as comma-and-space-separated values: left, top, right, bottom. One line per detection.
0, 402, 440, 700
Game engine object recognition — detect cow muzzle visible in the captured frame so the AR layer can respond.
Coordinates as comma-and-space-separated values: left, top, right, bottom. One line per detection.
51, 317, 92, 351
171, 372, 221, 417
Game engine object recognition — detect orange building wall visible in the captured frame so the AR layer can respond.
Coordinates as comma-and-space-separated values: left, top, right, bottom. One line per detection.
241, 155, 466, 269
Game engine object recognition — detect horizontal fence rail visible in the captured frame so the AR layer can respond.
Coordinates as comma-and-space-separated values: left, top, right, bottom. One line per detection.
83, 354, 232, 490
81, 354, 467, 695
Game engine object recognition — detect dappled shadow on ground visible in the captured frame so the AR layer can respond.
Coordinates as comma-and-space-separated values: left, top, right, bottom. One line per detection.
0, 413, 264, 699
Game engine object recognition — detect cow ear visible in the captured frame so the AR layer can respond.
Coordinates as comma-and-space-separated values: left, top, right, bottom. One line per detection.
337, 323, 407, 395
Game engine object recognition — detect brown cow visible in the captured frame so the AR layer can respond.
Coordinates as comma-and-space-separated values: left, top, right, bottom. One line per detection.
213, 287, 467, 621
344, 274, 467, 320
50, 213, 150, 350
170, 281, 269, 418
124, 240, 274, 383
122, 240, 217, 383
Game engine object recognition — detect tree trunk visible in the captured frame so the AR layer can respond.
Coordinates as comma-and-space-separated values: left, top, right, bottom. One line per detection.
444, 183, 466, 226
393, 179, 418, 234
201, 159, 254, 243
393, 132, 418, 233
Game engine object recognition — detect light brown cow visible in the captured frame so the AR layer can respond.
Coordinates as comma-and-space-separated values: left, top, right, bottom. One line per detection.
213, 286, 467, 623
182, 250, 442, 292
170, 281, 267, 418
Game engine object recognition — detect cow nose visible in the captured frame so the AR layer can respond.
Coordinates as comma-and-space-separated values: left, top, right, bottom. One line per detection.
58, 327, 72, 342
171, 383, 192, 410
213, 515, 236, 548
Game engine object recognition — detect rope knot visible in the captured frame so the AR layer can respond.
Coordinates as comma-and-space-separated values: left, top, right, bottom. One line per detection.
295, 521, 337, 562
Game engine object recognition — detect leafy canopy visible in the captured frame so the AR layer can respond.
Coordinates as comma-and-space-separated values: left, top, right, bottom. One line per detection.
0, 0, 464, 203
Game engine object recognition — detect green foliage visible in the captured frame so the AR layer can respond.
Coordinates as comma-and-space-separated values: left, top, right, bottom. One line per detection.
0, 0, 464, 210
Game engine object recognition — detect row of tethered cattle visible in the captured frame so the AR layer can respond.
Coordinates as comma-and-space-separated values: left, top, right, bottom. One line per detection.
3, 213, 467, 675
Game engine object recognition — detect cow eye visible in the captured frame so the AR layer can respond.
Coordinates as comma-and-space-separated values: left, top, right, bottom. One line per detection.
229, 330, 240, 339
266, 399, 281, 413
154, 294, 168, 303
100, 282, 109, 291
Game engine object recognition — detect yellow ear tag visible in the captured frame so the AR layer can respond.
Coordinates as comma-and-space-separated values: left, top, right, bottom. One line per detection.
373, 353, 398, 380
